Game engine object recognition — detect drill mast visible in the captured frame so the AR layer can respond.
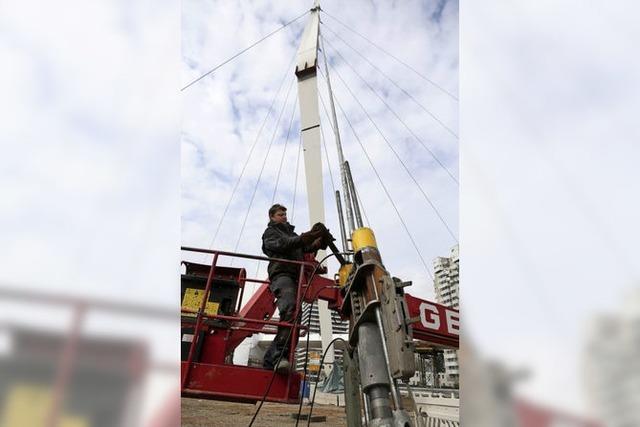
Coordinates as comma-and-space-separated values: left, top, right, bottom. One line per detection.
295, 3, 418, 425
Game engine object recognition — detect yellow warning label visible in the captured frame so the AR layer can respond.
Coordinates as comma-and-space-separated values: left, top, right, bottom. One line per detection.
182, 288, 219, 317
308, 351, 321, 372
0, 384, 89, 427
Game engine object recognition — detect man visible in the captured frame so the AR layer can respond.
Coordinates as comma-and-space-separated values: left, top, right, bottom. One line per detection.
261, 203, 325, 373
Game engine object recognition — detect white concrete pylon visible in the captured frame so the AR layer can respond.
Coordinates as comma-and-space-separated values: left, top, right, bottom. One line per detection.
295, 0, 335, 373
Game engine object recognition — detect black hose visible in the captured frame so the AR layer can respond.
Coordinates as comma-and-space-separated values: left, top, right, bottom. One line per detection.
247, 253, 342, 427
306, 337, 347, 427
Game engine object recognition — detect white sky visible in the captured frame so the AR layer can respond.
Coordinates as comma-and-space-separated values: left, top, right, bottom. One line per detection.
462, 0, 640, 416
0, 0, 180, 424
181, 0, 460, 304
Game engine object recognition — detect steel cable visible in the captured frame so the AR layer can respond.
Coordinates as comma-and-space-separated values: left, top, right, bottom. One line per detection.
204, 52, 297, 256
291, 133, 303, 223
317, 87, 434, 280
317, 85, 370, 227
253, 93, 299, 279
294, 284, 343, 427
305, 337, 347, 427
319, 62, 458, 244
322, 30, 460, 182
182, 10, 308, 91
319, 121, 337, 197
232, 78, 296, 258
320, 9, 458, 102
272, 93, 299, 204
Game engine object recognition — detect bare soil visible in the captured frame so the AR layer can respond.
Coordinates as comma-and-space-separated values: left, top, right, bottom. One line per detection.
181, 398, 348, 427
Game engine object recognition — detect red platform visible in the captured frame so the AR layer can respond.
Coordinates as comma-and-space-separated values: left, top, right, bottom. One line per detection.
181, 362, 301, 404
180, 247, 459, 405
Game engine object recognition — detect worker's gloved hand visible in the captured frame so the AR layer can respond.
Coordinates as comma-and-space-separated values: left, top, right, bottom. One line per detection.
311, 222, 328, 234
311, 236, 328, 251
300, 229, 323, 246
302, 222, 337, 248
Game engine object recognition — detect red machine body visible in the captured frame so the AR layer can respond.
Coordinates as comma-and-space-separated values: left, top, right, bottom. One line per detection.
180, 246, 458, 404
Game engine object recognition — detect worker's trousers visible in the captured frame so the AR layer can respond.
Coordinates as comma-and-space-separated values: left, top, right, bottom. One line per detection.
263, 274, 298, 370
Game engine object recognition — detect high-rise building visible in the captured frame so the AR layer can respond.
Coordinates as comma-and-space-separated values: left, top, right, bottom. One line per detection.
295, 302, 348, 376
433, 245, 459, 387
434, 245, 459, 309
583, 289, 640, 427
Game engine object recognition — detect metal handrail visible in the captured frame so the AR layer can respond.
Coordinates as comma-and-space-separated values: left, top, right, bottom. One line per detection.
181, 246, 317, 267
181, 246, 315, 396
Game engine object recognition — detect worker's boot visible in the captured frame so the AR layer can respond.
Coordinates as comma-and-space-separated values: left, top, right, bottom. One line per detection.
275, 359, 291, 374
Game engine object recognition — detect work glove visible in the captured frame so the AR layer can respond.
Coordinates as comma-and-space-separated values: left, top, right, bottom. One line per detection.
300, 229, 323, 246
310, 222, 327, 234
310, 236, 328, 251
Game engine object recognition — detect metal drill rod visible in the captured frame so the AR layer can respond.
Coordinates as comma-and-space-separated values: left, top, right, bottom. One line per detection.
356, 322, 394, 425
320, 28, 355, 234
361, 383, 371, 425
368, 269, 403, 412
345, 161, 363, 228
327, 240, 347, 266
375, 307, 402, 411
335, 190, 349, 253
342, 161, 356, 233
368, 386, 393, 421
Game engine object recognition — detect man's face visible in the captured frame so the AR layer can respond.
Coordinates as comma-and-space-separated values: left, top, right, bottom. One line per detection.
270, 209, 287, 224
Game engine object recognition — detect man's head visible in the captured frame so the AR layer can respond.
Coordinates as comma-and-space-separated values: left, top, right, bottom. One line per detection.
268, 203, 288, 224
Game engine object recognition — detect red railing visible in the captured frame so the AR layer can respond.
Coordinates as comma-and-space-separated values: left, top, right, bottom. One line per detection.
0, 286, 176, 427
180, 246, 320, 401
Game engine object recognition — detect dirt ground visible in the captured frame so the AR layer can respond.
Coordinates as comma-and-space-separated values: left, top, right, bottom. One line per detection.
181, 398, 348, 427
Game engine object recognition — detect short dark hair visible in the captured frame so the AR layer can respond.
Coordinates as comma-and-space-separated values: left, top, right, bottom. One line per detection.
268, 203, 287, 217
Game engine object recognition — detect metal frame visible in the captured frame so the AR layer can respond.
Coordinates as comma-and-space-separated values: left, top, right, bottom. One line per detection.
0, 286, 175, 427
180, 246, 338, 403
179, 245, 458, 406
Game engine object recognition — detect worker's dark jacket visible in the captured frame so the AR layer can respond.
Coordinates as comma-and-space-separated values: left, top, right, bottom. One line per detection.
262, 221, 312, 280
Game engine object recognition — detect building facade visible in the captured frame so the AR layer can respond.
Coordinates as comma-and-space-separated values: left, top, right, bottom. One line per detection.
583, 289, 640, 427
433, 245, 459, 387
295, 302, 348, 376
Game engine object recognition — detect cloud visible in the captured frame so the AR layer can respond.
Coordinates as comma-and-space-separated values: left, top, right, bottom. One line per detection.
462, 0, 640, 416
1, 0, 180, 424
181, 0, 459, 303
